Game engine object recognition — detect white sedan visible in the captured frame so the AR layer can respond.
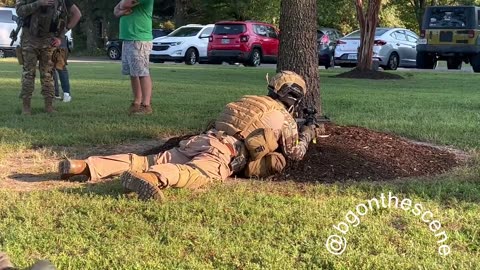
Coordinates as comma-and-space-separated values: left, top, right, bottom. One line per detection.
334, 27, 419, 70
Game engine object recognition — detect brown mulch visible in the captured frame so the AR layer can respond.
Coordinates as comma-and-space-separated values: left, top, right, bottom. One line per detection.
275, 124, 461, 182
333, 69, 405, 80
142, 124, 463, 182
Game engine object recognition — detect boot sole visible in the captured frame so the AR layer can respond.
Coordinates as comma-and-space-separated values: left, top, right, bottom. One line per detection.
58, 160, 71, 180
120, 172, 165, 202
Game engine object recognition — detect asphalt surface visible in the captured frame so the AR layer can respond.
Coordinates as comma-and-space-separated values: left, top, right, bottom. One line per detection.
69, 56, 477, 73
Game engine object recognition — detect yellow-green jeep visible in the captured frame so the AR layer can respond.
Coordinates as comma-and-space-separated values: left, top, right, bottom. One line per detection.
416, 5, 480, 72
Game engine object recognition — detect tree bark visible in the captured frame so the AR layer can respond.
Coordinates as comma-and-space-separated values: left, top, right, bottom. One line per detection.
174, 0, 189, 27
277, 0, 320, 117
355, 0, 382, 71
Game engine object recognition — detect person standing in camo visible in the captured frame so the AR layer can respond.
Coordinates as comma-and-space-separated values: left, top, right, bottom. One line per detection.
114, 0, 154, 115
16, 0, 81, 115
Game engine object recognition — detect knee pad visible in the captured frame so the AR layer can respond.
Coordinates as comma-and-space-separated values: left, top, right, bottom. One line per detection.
244, 152, 286, 178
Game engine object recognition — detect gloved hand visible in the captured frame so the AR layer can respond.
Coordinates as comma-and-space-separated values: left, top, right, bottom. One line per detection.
300, 124, 316, 139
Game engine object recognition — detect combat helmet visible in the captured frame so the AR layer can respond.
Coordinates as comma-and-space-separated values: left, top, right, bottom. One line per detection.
267, 71, 306, 108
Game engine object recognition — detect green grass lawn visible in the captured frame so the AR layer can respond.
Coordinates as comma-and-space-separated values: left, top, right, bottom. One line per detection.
0, 59, 479, 269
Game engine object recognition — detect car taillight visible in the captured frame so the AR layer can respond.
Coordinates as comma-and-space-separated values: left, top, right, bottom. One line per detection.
240, 35, 249, 42
374, 40, 387, 46
420, 30, 426, 38
337, 40, 346, 45
208, 36, 213, 42
321, 35, 330, 44
468, 29, 475, 38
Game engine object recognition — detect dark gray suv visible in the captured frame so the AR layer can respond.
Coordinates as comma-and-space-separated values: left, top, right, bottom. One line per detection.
317, 28, 343, 69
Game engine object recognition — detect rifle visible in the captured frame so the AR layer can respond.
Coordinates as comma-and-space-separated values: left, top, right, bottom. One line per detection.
9, 16, 23, 47
297, 107, 330, 144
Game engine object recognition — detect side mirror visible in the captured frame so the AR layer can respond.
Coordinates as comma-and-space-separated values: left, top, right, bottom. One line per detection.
199, 34, 209, 39
12, 15, 18, 23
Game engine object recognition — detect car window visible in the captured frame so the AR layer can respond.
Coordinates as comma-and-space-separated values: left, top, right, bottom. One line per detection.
346, 29, 389, 38
213, 24, 246, 35
426, 7, 469, 28
266, 26, 278, 38
254, 24, 268, 37
152, 29, 169, 39
405, 31, 418, 42
317, 30, 325, 40
392, 31, 407, 41
200, 27, 213, 37
168, 27, 202, 37
0, 10, 13, 23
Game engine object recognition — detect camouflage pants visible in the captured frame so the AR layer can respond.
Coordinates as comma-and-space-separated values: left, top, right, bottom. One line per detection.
20, 47, 55, 99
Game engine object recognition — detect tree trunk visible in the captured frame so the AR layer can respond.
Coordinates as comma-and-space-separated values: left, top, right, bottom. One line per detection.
174, 0, 188, 27
277, 0, 320, 117
355, 0, 382, 71
83, 15, 97, 51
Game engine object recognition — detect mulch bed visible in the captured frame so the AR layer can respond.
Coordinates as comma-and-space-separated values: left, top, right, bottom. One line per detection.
333, 69, 405, 80
142, 124, 462, 182
275, 124, 460, 182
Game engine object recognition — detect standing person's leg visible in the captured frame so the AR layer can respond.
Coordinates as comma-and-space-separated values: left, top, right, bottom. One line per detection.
20, 48, 38, 115
38, 47, 56, 113
122, 41, 143, 114
58, 68, 71, 102
53, 69, 61, 99
131, 41, 153, 114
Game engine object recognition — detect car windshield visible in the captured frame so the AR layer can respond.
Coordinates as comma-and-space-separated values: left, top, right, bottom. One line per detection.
213, 24, 246, 35
425, 7, 472, 29
168, 27, 202, 37
344, 29, 389, 38
152, 29, 169, 39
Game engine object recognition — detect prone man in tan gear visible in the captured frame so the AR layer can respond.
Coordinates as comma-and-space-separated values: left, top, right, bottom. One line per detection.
58, 71, 318, 202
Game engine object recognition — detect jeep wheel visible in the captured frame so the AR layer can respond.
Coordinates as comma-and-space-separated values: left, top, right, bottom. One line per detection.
0, 49, 5, 59
416, 52, 436, 69
185, 48, 198, 65
447, 58, 462, 70
108, 47, 121, 60
383, 52, 399, 70
471, 54, 480, 73
246, 49, 261, 67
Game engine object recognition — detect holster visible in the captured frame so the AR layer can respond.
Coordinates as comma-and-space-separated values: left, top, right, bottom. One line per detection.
16, 46, 23, 65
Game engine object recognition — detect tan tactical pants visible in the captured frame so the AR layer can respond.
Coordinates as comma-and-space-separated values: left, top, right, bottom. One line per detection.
85, 134, 233, 189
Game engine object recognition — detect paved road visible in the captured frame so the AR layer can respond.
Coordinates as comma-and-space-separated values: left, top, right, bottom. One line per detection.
69, 57, 476, 73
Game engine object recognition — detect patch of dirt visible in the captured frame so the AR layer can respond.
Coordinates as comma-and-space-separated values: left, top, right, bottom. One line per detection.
333, 69, 404, 80
274, 124, 463, 182
0, 125, 467, 192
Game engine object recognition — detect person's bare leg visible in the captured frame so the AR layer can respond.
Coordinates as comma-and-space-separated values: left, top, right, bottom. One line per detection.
131, 76, 142, 105
139, 75, 152, 106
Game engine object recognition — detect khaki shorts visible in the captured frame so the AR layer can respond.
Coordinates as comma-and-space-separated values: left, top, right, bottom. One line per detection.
121, 41, 152, 77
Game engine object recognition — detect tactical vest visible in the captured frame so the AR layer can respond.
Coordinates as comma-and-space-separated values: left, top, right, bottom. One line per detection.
28, 0, 68, 38
215, 95, 298, 143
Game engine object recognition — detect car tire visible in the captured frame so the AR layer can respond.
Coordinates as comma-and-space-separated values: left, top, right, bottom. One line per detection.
325, 54, 334, 69
416, 52, 436, 69
446, 58, 462, 70
471, 54, 480, 73
383, 52, 399, 70
246, 48, 261, 67
185, 48, 198, 65
108, 47, 121, 60
0, 49, 5, 59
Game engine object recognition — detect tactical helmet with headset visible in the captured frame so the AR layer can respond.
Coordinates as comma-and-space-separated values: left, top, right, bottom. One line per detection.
267, 71, 307, 109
